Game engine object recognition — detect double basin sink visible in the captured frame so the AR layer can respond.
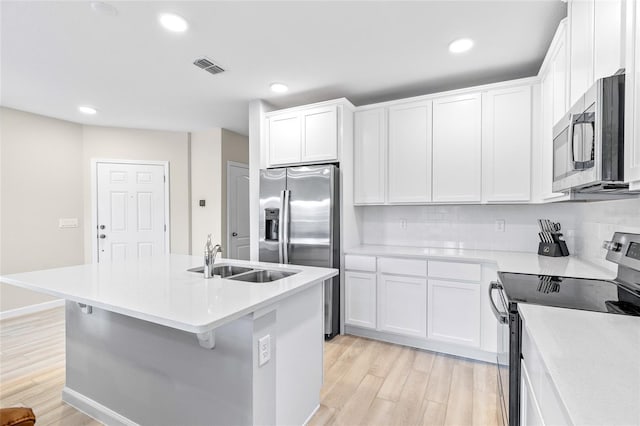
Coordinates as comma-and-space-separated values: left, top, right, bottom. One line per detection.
187, 264, 296, 283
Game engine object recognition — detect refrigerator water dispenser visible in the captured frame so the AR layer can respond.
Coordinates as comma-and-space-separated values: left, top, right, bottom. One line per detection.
264, 209, 279, 241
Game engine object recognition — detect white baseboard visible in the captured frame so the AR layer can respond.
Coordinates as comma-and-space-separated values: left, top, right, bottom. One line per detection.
303, 404, 320, 426
62, 387, 138, 426
345, 325, 496, 364
0, 299, 64, 320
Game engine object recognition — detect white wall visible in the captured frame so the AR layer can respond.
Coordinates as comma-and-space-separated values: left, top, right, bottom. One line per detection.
82, 125, 191, 260
359, 203, 581, 253
190, 129, 222, 254
576, 198, 640, 271
0, 108, 84, 311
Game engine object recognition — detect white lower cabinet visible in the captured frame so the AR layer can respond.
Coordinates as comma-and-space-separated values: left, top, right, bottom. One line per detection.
427, 279, 481, 347
344, 254, 495, 362
377, 274, 427, 338
521, 362, 545, 426
344, 271, 377, 329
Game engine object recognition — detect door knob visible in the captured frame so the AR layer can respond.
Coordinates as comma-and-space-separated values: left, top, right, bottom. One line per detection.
99, 234, 107, 239
99, 225, 106, 230
232, 232, 238, 237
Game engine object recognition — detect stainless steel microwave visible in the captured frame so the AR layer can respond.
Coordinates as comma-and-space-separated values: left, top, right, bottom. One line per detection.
552, 73, 626, 194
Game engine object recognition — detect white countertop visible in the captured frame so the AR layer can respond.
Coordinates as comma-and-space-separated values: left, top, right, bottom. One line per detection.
345, 245, 614, 279
0, 255, 338, 334
519, 304, 640, 426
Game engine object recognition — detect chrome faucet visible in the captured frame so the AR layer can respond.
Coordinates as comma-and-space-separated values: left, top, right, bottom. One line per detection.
203, 234, 222, 279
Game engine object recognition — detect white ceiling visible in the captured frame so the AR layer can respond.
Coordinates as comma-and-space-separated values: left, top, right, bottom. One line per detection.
1, 1, 566, 135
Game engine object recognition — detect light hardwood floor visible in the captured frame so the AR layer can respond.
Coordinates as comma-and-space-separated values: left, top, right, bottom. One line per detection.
0, 308, 498, 426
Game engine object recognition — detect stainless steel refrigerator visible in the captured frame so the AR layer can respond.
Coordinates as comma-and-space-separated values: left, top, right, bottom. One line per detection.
259, 164, 340, 339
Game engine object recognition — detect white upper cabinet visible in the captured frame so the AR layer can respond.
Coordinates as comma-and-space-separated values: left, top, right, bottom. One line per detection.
354, 108, 386, 204
268, 112, 302, 166
569, 0, 595, 106
625, 0, 640, 186
387, 101, 432, 203
593, 0, 624, 81
432, 93, 482, 202
301, 105, 338, 163
551, 22, 569, 124
266, 101, 346, 167
482, 85, 532, 202
569, 0, 624, 106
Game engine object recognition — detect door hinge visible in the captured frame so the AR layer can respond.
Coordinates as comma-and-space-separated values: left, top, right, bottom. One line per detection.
164, 224, 167, 232
164, 175, 166, 183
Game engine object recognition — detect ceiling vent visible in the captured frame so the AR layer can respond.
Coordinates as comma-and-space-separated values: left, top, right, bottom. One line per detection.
193, 57, 225, 75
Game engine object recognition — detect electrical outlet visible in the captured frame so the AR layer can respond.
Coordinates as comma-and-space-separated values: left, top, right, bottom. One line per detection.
258, 334, 271, 366
495, 219, 506, 232
400, 218, 407, 229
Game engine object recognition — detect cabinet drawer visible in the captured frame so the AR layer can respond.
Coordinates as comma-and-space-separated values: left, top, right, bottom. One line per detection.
377, 257, 427, 277
345, 255, 377, 272
428, 260, 481, 281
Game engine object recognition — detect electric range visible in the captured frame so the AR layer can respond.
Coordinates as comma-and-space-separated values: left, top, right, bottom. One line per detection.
490, 232, 640, 426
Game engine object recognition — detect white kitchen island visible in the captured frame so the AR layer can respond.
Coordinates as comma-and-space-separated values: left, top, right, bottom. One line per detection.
1, 255, 338, 426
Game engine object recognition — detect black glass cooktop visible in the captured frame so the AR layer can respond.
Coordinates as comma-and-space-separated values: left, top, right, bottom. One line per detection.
497, 272, 640, 316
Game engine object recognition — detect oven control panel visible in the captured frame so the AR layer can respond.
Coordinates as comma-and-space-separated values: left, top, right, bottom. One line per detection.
605, 232, 640, 271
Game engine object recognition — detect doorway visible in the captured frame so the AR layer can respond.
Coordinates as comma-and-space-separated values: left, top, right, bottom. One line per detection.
226, 161, 250, 260
92, 160, 170, 262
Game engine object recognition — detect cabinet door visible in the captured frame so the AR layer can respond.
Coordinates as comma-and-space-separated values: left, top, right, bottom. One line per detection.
387, 101, 432, 203
594, 0, 623, 81
432, 93, 482, 202
378, 274, 427, 337
569, 0, 595, 106
268, 112, 301, 166
345, 271, 377, 329
482, 86, 532, 202
427, 279, 480, 347
551, 24, 568, 124
354, 108, 386, 204
521, 363, 545, 426
626, 0, 640, 185
301, 105, 338, 163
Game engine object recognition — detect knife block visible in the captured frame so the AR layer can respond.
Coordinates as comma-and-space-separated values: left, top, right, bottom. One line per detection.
538, 239, 569, 257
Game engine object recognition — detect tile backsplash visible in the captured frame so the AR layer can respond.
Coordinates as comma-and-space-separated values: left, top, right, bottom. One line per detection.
358, 198, 640, 269
575, 198, 640, 271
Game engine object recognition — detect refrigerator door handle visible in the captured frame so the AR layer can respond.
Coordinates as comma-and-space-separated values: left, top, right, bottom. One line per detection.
283, 189, 291, 264
278, 190, 285, 263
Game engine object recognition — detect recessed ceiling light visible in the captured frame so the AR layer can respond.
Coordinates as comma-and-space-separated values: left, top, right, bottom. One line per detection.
90, 1, 118, 16
159, 13, 189, 33
78, 106, 98, 115
270, 83, 289, 93
449, 38, 474, 54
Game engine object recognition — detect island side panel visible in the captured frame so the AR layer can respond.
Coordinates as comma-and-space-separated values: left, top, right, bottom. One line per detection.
276, 281, 324, 425
64, 301, 254, 426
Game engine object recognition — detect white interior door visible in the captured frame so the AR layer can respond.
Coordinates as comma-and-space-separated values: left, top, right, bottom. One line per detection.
96, 162, 167, 262
227, 162, 250, 260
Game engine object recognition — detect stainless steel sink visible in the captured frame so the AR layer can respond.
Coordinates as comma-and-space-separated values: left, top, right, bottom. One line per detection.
228, 269, 296, 283
187, 265, 254, 278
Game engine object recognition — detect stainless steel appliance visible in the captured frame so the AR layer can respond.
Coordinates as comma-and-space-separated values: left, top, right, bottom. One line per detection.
490, 232, 640, 426
552, 73, 627, 195
259, 164, 340, 339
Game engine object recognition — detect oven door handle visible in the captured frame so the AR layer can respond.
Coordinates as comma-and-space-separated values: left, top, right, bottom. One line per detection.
489, 281, 509, 324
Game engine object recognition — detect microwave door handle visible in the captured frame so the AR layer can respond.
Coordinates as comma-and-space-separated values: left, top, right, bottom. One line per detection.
489, 281, 509, 324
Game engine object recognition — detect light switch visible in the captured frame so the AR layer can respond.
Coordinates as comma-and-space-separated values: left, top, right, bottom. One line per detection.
59, 218, 79, 228
258, 334, 271, 366
495, 219, 506, 232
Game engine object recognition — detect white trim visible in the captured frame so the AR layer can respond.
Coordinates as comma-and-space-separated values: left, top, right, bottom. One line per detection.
0, 299, 64, 320
90, 159, 171, 263
62, 387, 139, 426
302, 404, 321, 426
226, 161, 249, 259
345, 325, 496, 364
